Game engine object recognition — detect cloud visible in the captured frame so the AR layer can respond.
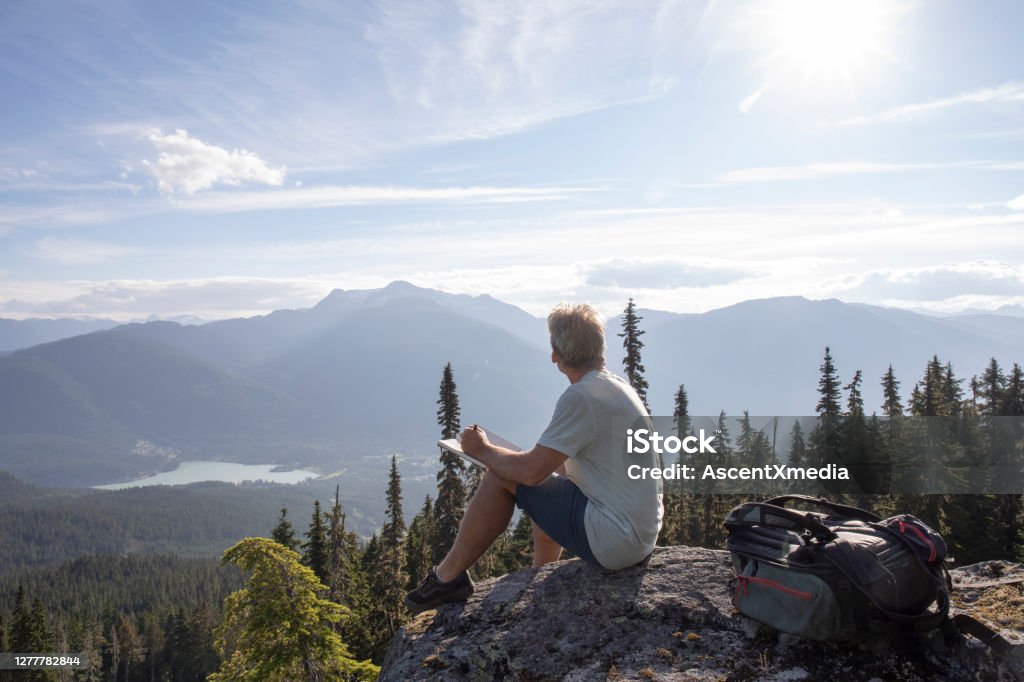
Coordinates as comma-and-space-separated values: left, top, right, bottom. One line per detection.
27, 237, 136, 264
738, 87, 764, 114
174, 184, 595, 214
830, 262, 1024, 301
1010, 194, 1024, 211
141, 129, 286, 194
834, 82, 1024, 126
0, 182, 590, 229
364, 0, 685, 142
37, 2, 692, 175
0, 276, 336, 320
583, 258, 755, 289
716, 161, 970, 184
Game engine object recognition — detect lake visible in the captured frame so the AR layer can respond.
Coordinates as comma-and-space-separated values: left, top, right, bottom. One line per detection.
94, 461, 320, 490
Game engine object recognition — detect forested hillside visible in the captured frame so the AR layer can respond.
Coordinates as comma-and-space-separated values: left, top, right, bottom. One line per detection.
0, 477, 420, 575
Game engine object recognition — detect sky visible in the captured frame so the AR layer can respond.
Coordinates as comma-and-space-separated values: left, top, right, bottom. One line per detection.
1, 0, 1023, 321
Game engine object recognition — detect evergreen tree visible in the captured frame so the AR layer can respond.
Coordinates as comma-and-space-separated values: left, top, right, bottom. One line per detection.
437, 362, 461, 440
942, 362, 964, 415
405, 496, 435, 590
662, 384, 693, 546
325, 486, 364, 612
185, 602, 219, 681
618, 298, 650, 411
76, 620, 103, 682
673, 385, 692, 440
361, 534, 380, 575
271, 507, 300, 553
9, 585, 31, 652
816, 347, 842, 418
381, 455, 407, 602
116, 615, 143, 681
361, 457, 410, 660
500, 515, 533, 572
323, 489, 373, 664
881, 365, 903, 417
210, 538, 377, 681
901, 357, 954, 529
140, 611, 165, 682
698, 412, 732, 547
845, 370, 864, 417
8, 589, 53, 682
841, 370, 874, 500
736, 411, 756, 466
28, 599, 51, 682
302, 500, 328, 585
788, 420, 806, 467
810, 347, 843, 473
1003, 364, 1024, 416
977, 358, 1006, 416
911, 355, 945, 416
434, 363, 467, 560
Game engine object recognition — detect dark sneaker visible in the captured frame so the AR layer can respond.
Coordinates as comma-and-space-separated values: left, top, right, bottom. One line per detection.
404, 567, 474, 614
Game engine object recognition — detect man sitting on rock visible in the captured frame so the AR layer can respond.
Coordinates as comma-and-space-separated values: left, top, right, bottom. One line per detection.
405, 303, 663, 614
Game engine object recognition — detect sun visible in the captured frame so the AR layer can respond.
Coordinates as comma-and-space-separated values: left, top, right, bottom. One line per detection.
745, 0, 901, 90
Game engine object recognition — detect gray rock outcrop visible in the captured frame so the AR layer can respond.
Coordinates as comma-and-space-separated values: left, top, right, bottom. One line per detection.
380, 546, 1024, 681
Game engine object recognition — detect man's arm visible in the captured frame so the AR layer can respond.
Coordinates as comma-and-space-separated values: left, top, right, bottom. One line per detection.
460, 426, 567, 487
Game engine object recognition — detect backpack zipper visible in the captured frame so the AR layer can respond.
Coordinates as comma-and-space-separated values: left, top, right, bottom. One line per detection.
735, 574, 814, 602
897, 520, 937, 562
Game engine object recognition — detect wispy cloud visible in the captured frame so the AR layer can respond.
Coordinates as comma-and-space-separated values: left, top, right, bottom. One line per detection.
0, 183, 594, 229
28, 237, 136, 265
716, 161, 961, 183
141, 129, 286, 194
714, 160, 1024, 184
0, 276, 338, 320
173, 184, 596, 214
583, 257, 756, 289
1010, 194, 1024, 211
834, 82, 1024, 126
827, 261, 1024, 301
738, 86, 764, 114
24, 2, 692, 174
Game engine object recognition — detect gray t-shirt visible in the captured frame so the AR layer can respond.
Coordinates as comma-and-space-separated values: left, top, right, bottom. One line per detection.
537, 368, 663, 570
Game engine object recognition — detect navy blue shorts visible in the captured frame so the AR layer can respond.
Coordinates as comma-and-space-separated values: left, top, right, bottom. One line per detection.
514, 474, 600, 566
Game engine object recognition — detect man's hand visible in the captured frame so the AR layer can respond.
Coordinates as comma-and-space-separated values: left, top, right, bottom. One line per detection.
460, 425, 490, 457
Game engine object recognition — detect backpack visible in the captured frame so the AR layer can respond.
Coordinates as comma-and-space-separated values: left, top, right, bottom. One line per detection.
724, 495, 951, 641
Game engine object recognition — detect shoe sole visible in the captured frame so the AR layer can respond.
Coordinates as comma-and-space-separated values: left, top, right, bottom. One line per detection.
404, 585, 474, 615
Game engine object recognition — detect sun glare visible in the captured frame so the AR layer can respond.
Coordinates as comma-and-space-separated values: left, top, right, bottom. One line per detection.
750, 0, 898, 89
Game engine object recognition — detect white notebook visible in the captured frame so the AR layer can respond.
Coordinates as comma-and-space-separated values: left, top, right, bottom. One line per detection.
437, 427, 521, 468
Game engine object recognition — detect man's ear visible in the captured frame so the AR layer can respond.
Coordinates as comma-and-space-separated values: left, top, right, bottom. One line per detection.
551, 348, 558, 364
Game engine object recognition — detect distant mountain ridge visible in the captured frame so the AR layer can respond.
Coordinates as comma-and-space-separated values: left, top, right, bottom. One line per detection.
0, 317, 120, 352
2, 283, 1023, 486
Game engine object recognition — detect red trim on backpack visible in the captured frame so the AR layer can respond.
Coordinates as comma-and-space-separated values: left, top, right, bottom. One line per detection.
734, 574, 814, 604
898, 520, 937, 562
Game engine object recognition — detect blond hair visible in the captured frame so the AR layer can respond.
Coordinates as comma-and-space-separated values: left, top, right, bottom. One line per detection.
547, 303, 606, 370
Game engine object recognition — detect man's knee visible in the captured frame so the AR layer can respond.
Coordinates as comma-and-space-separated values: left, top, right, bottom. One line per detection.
480, 468, 517, 496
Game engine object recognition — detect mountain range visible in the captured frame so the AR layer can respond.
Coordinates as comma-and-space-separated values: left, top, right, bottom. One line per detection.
2, 281, 1022, 487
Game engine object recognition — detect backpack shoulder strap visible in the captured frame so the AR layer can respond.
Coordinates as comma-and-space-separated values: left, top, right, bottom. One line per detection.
764, 495, 881, 522
724, 501, 838, 543
953, 614, 1015, 655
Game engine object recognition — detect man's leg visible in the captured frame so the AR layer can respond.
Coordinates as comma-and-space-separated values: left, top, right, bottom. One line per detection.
435, 469, 515, 583
532, 521, 563, 567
